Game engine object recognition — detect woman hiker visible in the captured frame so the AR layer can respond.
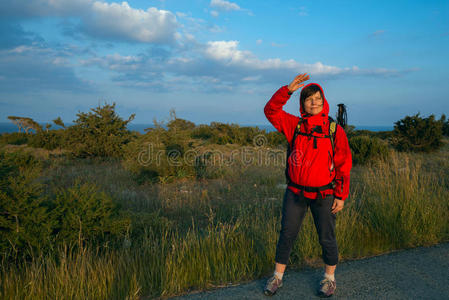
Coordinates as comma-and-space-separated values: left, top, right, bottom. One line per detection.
263, 73, 352, 297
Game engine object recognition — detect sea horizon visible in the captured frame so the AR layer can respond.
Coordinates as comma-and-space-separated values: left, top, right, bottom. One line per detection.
0, 121, 394, 134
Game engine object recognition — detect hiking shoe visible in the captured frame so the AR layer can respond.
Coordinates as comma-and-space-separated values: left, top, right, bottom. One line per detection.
264, 275, 283, 296
318, 277, 336, 298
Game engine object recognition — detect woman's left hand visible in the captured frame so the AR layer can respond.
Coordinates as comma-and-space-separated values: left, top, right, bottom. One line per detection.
331, 198, 344, 214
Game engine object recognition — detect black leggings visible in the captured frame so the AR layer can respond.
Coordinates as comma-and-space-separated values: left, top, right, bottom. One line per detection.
275, 188, 338, 266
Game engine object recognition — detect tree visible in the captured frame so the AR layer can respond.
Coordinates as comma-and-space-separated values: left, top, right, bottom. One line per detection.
65, 102, 136, 158
440, 114, 449, 136
391, 113, 443, 152
167, 109, 196, 132
53, 116, 66, 129
7, 116, 42, 133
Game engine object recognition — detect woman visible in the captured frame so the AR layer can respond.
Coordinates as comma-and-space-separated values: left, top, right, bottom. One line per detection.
263, 73, 352, 297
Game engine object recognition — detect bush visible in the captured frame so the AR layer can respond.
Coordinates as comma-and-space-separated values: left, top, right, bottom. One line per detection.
209, 122, 239, 145
0, 132, 29, 145
0, 150, 129, 260
167, 118, 195, 131
65, 102, 136, 158
50, 179, 130, 248
191, 124, 213, 140
349, 135, 390, 165
391, 113, 443, 152
0, 151, 51, 259
122, 121, 198, 184
28, 129, 65, 150
192, 122, 279, 146
345, 126, 393, 141
440, 114, 449, 136
265, 131, 286, 147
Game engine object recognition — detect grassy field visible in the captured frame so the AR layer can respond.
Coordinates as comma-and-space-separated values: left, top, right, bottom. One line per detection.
1, 138, 449, 299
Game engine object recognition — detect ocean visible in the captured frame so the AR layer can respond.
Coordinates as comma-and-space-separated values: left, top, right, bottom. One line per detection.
0, 122, 393, 135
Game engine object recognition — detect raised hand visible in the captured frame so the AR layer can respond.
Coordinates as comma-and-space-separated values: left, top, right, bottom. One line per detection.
287, 73, 310, 93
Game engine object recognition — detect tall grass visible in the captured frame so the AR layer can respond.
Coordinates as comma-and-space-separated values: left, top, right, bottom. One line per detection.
1, 141, 448, 299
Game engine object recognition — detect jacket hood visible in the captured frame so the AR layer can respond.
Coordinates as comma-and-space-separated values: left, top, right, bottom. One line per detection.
299, 82, 330, 129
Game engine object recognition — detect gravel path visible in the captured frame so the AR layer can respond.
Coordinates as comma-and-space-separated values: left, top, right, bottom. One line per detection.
171, 242, 449, 299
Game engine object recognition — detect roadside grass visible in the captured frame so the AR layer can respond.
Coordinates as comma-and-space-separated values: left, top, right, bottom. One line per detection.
1, 139, 448, 299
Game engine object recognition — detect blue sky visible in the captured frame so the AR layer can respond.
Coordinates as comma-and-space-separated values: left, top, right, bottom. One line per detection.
0, 0, 448, 127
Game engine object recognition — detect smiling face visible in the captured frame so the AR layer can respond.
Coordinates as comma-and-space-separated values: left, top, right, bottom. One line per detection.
303, 91, 324, 115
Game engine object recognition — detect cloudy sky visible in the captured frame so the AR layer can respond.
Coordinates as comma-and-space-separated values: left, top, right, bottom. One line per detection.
0, 0, 448, 127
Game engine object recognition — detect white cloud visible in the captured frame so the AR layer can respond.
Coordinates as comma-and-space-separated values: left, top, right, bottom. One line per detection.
204, 41, 249, 62
83, 2, 178, 44
210, 0, 240, 11
1, 0, 179, 44
79, 40, 411, 92
256, 39, 263, 45
210, 10, 219, 17
0, 45, 93, 93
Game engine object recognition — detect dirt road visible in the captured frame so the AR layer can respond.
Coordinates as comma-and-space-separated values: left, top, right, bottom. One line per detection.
171, 242, 449, 299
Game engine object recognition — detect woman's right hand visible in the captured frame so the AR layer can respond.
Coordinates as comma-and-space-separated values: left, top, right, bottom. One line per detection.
287, 73, 310, 93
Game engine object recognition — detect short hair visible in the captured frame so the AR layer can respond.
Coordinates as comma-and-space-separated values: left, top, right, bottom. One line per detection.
300, 84, 323, 108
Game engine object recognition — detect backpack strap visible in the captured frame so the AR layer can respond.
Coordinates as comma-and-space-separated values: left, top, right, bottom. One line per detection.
289, 118, 303, 152
329, 120, 337, 155
285, 118, 303, 184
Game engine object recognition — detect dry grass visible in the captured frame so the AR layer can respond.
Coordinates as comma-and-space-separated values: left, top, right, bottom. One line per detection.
1, 139, 448, 299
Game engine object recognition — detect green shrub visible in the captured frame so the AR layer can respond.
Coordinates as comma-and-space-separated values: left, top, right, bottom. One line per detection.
0, 132, 29, 145
0, 151, 51, 259
50, 179, 130, 248
191, 124, 213, 140
167, 118, 196, 131
28, 129, 65, 150
192, 122, 276, 146
441, 114, 449, 136
349, 135, 390, 165
0, 150, 129, 260
122, 123, 197, 184
391, 113, 443, 152
209, 122, 238, 145
345, 127, 392, 141
65, 102, 136, 158
373, 130, 393, 140
265, 131, 286, 147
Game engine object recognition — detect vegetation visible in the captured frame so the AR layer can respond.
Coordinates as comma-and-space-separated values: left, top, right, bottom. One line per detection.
1, 107, 448, 299
348, 135, 390, 165
65, 102, 136, 158
391, 113, 444, 152
0, 151, 130, 262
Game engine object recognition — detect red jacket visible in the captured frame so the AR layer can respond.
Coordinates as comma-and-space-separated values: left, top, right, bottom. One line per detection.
264, 84, 352, 201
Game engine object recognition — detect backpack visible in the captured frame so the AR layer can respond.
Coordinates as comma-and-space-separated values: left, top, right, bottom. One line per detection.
284, 116, 338, 202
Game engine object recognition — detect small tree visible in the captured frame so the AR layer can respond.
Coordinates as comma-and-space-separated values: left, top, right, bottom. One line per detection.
440, 114, 449, 136
7, 116, 42, 134
391, 113, 443, 152
53, 116, 66, 129
66, 102, 136, 158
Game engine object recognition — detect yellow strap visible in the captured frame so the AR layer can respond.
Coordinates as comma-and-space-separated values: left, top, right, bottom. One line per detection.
329, 122, 336, 153
330, 122, 336, 135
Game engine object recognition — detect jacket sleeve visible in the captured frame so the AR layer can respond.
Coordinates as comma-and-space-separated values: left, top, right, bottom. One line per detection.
264, 85, 300, 144
332, 124, 352, 201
